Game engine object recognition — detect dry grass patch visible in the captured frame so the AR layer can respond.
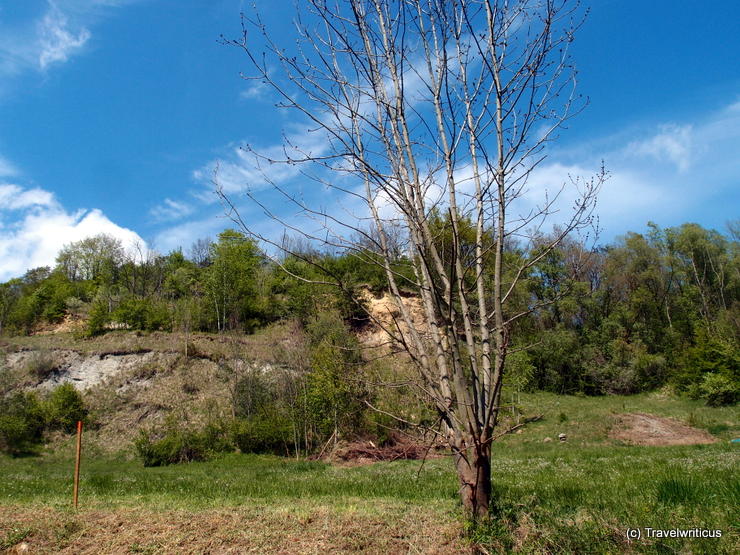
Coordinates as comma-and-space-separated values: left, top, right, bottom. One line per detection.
0, 502, 463, 554
0, 323, 300, 362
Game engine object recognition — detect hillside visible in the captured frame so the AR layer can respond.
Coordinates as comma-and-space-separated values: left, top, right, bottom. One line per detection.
0, 325, 308, 453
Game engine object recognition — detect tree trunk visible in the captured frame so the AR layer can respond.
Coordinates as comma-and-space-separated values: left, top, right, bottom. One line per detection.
455, 443, 492, 520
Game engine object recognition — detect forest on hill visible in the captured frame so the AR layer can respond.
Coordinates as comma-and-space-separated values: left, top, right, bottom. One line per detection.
1, 219, 737, 406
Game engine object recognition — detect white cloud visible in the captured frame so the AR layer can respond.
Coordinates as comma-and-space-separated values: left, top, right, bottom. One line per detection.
37, 3, 91, 70
149, 198, 194, 222
169, 98, 740, 258
194, 127, 331, 195
239, 81, 269, 101
534, 100, 740, 240
627, 123, 693, 173
0, 184, 56, 210
0, 183, 145, 281
0, 0, 143, 87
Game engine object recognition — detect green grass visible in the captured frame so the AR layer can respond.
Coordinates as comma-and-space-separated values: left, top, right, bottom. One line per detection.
1, 391, 737, 553
1, 444, 737, 552
0, 452, 457, 509
499, 390, 740, 443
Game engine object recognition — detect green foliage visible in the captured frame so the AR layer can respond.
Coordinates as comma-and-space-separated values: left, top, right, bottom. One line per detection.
1, 221, 737, 406
583, 340, 667, 395
0, 392, 45, 455
271, 257, 366, 326
44, 383, 88, 433
690, 373, 738, 407
675, 333, 739, 393
527, 327, 583, 393
134, 420, 232, 467
231, 415, 292, 455
305, 311, 367, 439
0, 383, 88, 455
503, 350, 535, 391
206, 229, 265, 332
84, 301, 109, 337
112, 297, 171, 332
232, 370, 274, 419
56, 234, 125, 282
227, 366, 300, 455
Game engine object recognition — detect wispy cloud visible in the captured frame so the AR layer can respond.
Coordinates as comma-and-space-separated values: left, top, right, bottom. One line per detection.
0, 184, 56, 211
149, 198, 195, 222
523, 99, 740, 240
37, 3, 91, 70
0, 182, 145, 281
0, 0, 142, 88
193, 126, 330, 196
152, 216, 223, 255
239, 81, 269, 101
166, 98, 740, 258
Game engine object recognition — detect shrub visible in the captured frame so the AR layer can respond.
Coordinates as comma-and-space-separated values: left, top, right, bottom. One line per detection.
113, 298, 172, 332
231, 415, 292, 455
134, 421, 232, 467
232, 370, 274, 419
695, 373, 738, 407
504, 350, 535, 392
134, 429, 207, 466
0, 392, 45, 455
84, 301, 109, 337
45, 383, 88, 433
673, 334, 740, 392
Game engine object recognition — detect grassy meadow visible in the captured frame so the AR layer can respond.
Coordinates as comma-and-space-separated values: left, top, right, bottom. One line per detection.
0, 392, 737, 553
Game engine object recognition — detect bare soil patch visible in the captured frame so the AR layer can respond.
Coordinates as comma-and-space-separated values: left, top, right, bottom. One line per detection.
358, 290, 427, 351
609, 413, 718, 446
31, 315, 84, 336
0, 504, 462, 554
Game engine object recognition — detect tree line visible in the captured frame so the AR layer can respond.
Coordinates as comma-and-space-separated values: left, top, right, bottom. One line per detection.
0, 220, 737, 406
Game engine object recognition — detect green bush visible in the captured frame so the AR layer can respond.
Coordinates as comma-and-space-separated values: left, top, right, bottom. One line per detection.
231, 415, 292, 455
112, 297, 172, 332
45, 383, 88, 433
674, 335, 740, 392
84, 301, 109, 337
0, 384, 88, 455
232, 371, 274, 419
695, 373, 738, 406
134, 421, 232, 467
0, 392, 45, 455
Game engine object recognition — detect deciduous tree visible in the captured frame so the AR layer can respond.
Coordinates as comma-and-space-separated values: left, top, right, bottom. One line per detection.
220, 0, 602, 518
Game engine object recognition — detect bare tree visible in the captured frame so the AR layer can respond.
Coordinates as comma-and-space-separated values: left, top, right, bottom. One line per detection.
189, 237, 214, 268
220, 0, 602, 519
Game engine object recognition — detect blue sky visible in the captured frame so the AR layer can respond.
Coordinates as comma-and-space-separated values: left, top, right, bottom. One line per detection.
0, 0, 738, 281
